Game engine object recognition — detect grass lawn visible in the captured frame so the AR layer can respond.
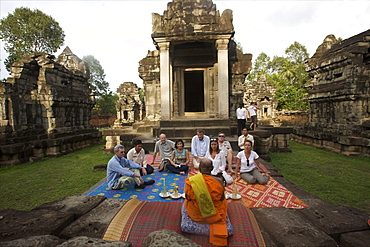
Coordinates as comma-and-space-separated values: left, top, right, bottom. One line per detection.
268, 141, 370, 214
0, 143, 110, 211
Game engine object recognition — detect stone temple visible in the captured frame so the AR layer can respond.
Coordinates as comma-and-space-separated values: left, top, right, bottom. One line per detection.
104, 0, 292, 158
138, 0, 252, 127
0, 47, 101, 165
293, 29, 370, 156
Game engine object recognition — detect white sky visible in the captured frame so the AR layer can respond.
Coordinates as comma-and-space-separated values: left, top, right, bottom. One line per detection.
1, 0, 370, 91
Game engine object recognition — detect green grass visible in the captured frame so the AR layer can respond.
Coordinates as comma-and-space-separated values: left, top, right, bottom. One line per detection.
269, 141, 370, 214
0, 143, 110, 211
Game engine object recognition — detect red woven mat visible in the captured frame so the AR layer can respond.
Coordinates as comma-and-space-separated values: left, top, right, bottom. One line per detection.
104, 198, 265, 247
189, 156, 307, 209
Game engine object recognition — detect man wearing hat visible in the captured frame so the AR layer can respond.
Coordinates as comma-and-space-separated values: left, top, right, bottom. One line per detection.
126, 140, 154, 176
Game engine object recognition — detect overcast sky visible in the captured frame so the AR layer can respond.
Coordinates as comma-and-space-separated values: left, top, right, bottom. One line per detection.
1, 0, 370, 91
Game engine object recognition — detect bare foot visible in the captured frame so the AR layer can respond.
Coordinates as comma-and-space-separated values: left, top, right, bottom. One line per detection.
180, 171, 185, 175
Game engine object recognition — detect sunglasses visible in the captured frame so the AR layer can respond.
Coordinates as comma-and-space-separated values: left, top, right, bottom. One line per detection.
218, 135, 225, 137
247, 159, 250, 166
210, 138, 218, 142
120, 151, 125, 153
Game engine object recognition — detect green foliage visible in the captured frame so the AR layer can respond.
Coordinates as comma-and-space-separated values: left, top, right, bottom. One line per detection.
92, 92, 119, 115
82, 55, 110, 97
246, 42, 310, 110
269, 141, 370, 214
0, 143, 110, 211
0, 7, 65, 70
246, 52, 272, 82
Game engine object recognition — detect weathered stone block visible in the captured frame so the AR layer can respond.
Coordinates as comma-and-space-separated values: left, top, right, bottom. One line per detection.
251, 207, 337, 246
0, 209, 74, 242
340, 230, 370, 247
56, 236, 132, 247
59, 198, 127, 239
142, 229, 201, 247
0, 235, 62, 247
298, 204, 370, 242
34, 195, 106, 219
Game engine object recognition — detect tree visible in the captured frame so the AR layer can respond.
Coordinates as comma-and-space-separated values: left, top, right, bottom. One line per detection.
92, 92, 119, 115
268, 42, 310, 110
246, 52, 272, 82
245, 42, 310, 111
82, 55, 110, 97
0, 7, 65, 70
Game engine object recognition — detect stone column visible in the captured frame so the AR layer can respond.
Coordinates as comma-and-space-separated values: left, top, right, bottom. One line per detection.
216, 39, 229, 119
158, 42, 171, 120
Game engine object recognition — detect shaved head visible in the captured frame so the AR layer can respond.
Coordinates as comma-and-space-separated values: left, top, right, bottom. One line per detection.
199, 158, 213, 175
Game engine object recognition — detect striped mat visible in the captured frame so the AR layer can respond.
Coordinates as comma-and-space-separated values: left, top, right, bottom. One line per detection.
103, 198, 266, 247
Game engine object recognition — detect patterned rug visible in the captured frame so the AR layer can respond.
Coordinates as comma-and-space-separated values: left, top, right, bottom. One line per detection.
188, 157, 307, 209
103, 198, 266, 247
84, 156, 187, 202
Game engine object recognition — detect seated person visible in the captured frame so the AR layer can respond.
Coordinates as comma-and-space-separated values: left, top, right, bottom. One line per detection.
126, 140, 154, 176
167, 139, 190, 175
205, 138, 233, 185
151, 133, 175, 171
236, 140, 269, 185
191, 129, 210, 169
107, 144, 155, 190
184, 158, 229, 246
238, 127, 254, 151
217, 132, 235, 174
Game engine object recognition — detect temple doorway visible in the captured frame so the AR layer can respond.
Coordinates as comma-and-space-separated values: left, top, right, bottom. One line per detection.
184, 70, 204, 112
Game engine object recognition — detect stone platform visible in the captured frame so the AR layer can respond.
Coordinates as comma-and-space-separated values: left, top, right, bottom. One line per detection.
1, 161, 369, 247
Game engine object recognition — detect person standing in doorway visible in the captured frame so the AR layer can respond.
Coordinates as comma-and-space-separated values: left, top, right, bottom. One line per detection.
248, 102, 258, 131
236, 103, 247, 136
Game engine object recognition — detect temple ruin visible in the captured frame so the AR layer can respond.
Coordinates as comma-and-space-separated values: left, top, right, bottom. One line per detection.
244, 74, 278, 119
139, 0, 252, 124
0, 47, 101, 165
113, 82, 145, 127
293, 29, 370, 156
104, 0, 292, 157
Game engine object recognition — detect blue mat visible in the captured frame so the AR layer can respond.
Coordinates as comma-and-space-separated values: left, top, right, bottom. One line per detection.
84, 170, 186, 202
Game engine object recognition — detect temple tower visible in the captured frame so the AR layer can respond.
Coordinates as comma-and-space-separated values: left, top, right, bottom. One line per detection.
139, 0, 251, 124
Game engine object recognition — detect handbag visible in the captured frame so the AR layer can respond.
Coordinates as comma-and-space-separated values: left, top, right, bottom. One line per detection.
158, 158, 170, 172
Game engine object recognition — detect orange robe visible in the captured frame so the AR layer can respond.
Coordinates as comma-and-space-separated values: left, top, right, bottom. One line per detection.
185, 174, 228, 246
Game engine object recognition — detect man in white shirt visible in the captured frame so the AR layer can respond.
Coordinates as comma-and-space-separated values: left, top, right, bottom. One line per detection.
236, 103, 247, 136
127, 140, 154, 176
191, 129, 210, 169
238, 127, 255, 151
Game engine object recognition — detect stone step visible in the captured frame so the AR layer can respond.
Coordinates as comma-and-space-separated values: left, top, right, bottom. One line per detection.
153, 126, 236, 139
159, 119, 234, 128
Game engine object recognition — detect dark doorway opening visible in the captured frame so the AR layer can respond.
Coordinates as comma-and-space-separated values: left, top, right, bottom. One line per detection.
184, 70, 204, 112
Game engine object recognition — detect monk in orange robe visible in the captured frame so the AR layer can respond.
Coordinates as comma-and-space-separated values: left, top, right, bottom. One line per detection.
184, 158, 229, 246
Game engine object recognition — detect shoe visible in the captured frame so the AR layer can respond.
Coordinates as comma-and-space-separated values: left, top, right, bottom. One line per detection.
143, 180, 155, 186
135, 184, 145, 189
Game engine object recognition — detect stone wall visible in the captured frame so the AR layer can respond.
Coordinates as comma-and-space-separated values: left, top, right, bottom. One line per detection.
0, 47, 101, 165
293, 30, 370, 156
90, 114, 116, 128
273, 110, 309, 127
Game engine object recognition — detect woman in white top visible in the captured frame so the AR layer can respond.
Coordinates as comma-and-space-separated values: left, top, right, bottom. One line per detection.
236, 140, 269, 185
205, 138, 234, 185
